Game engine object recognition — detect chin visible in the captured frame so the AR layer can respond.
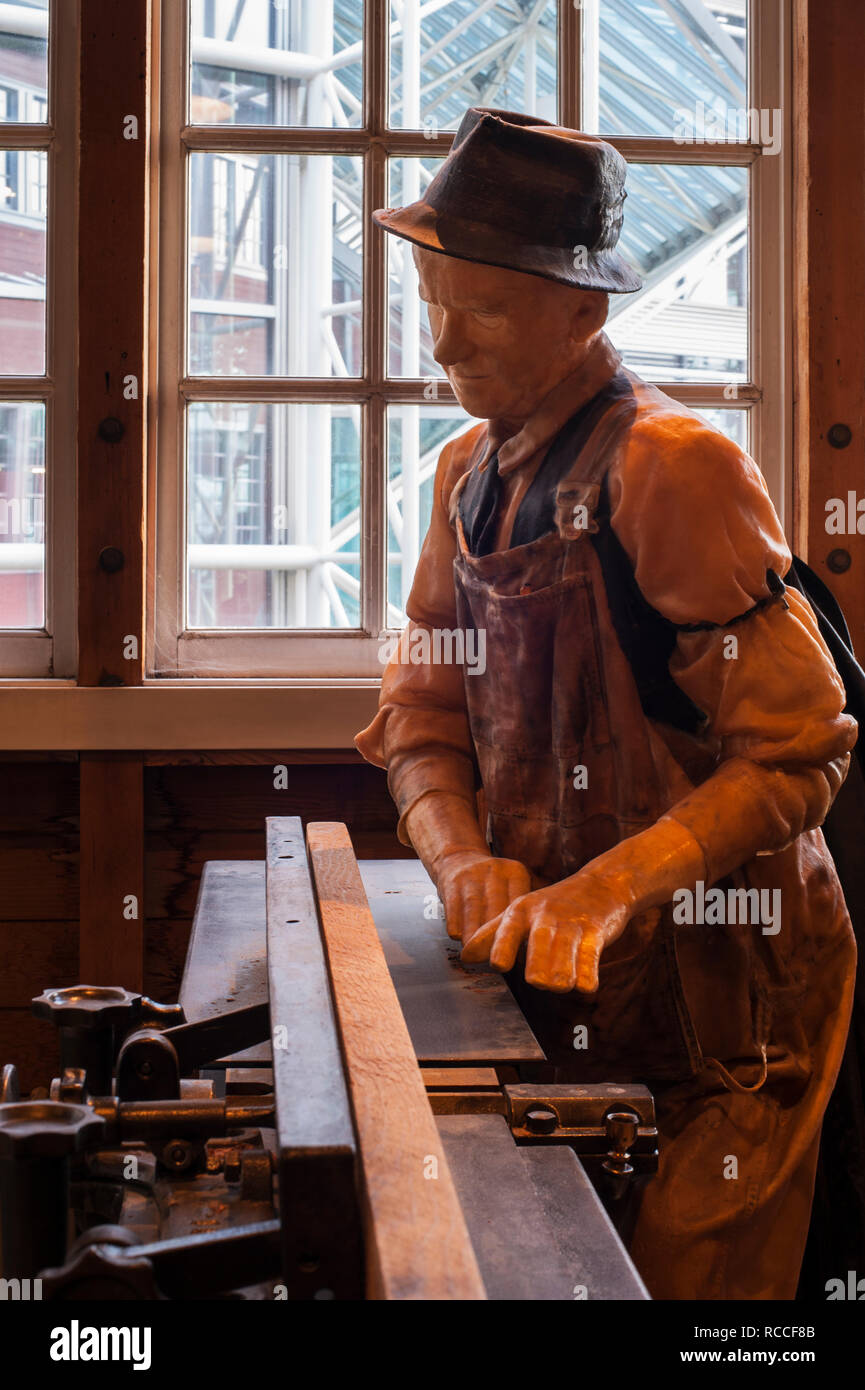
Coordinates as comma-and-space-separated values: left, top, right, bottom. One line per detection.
451, 383, 509, 420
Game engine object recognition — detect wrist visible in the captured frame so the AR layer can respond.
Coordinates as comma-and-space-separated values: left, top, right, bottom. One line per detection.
579, 817, 706, 916
402, 790, 489, 879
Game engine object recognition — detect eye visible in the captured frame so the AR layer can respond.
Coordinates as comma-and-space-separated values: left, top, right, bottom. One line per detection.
472, 309, 504, 324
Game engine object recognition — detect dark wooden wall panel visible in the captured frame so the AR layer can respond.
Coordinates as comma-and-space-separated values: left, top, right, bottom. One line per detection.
140, 761, 407, 1006
0, 760, 80, 1090
0, 755, 407, 1084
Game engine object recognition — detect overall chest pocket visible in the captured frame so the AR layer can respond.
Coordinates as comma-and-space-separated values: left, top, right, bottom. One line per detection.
457, 569, 612, 758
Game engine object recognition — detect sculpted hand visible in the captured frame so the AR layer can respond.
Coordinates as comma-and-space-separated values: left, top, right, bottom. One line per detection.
436, 850, 532, 943
460, 870, 633, 993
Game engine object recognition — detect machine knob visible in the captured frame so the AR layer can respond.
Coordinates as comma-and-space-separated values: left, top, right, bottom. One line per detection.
0, 1099, 104, 1159
602, 1108, 639, 1195
32, 985, 143, 1029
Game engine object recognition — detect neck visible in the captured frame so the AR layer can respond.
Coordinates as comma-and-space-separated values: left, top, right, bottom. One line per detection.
490, 332, 611, 440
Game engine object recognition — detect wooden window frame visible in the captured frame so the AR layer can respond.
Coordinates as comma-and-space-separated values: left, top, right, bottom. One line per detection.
0, 0, 78, 678
150, 0, 791, 681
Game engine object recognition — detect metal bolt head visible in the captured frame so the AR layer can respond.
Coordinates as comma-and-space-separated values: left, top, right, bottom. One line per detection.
161, 1139, 195, 1173
98, 546, 125, 574
827, 548, 852, 575
827, 422, 852, 449
98, 416, 125, 444
525, 1106, 558, 1135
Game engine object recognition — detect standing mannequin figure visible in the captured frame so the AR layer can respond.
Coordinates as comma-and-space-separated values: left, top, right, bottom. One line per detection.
356, 108, 857, 1300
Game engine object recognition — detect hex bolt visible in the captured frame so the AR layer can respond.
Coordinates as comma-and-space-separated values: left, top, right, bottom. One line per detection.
0, 1101, 104, 1278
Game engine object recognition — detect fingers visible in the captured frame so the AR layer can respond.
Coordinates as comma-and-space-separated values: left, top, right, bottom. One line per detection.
459, 908, 502, 961
575, 928, 605, 994
443, 878, 504, 942
488, 899, 532, 972
525, 917, 579, 992
442, 860, 529, 944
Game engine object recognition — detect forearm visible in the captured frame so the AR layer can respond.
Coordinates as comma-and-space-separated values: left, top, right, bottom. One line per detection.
402, 790, 489, 885
578, 813, 706, 915
579, 750, 850, 913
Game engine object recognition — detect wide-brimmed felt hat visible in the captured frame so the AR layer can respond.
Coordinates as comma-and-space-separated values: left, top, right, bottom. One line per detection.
374, 107, 643, 294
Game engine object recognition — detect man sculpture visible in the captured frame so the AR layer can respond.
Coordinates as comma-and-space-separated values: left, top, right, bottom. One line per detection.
356, 108, 857, 1300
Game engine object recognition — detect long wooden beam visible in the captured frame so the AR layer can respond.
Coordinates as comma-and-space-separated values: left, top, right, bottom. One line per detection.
794, 0, 865, 652
76, 0, 152, 986
79, 753, 144, 988
306, 821, 486, 1300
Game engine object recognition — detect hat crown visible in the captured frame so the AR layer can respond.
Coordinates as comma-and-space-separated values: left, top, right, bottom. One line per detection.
373, 107, 642, 294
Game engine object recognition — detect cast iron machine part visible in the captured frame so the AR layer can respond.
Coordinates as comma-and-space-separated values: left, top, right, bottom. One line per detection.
0, 983, 279, 1295
0, 1100, 105, 1279
31, 985, 185, 1098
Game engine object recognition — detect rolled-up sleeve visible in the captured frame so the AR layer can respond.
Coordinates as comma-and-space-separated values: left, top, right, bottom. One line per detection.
355, 427, 484, 843
608, 413, 858, 884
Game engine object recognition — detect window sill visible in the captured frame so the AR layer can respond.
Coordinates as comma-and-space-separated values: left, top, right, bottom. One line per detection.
0, 680, 382, 750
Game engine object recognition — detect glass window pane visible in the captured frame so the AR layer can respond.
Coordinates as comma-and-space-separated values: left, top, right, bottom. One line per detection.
188, 152, 362, 376
389, 0, 557, 132
0, 1, 49, 124
189, 0, 363, 128
0, 148, 46, 374
0, 400, 45, 627
387, 155, 446, 379
187, 400, 361, 629
607, 164, 748, 383
586, 0, 748, 140
695, 406, 748, 452
387, 402, 474, 621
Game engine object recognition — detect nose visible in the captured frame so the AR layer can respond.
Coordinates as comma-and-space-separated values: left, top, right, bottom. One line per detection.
431, 308, 473, 368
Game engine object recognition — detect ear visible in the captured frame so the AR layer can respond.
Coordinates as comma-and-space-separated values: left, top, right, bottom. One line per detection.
571, 290, 609, 340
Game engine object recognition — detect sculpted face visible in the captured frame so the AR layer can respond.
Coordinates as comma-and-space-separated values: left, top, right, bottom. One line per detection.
413, 245, 609, 425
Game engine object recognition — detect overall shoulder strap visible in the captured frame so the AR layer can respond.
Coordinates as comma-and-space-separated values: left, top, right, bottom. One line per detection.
508, 369, 637, 550
590, 472, 708, 735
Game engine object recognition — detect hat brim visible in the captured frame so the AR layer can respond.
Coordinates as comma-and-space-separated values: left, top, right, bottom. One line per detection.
373, 202, 643, 294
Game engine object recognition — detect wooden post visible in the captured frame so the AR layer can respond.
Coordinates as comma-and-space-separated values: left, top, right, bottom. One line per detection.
76, 0, 152, 986
794, 0, 865, 652
79, 754, 144, 988
306, 822, 486, 1300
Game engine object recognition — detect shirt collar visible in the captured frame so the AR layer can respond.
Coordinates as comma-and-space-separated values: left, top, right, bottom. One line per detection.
475, 332, 624, 478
